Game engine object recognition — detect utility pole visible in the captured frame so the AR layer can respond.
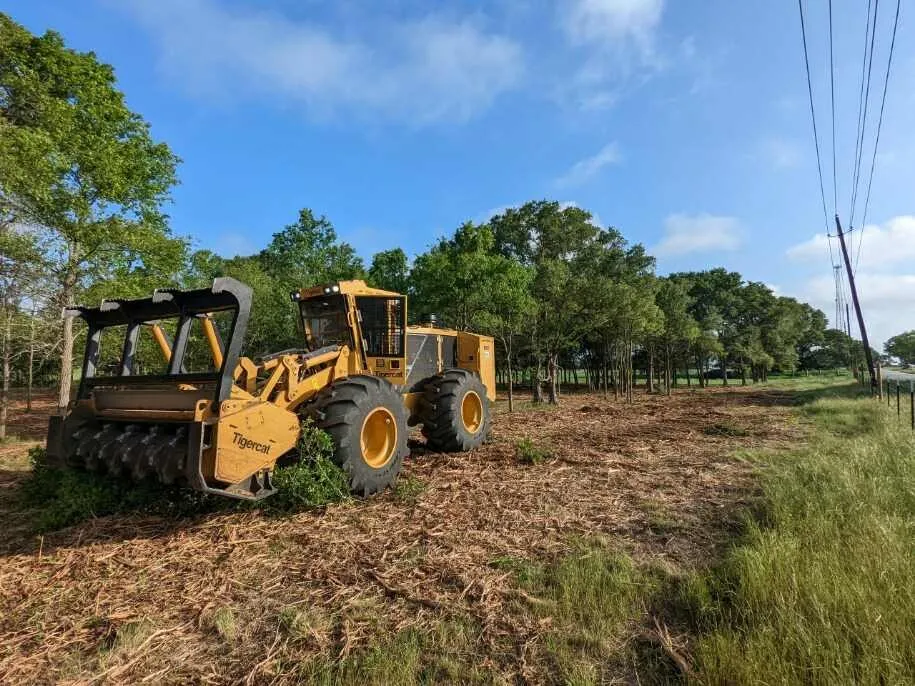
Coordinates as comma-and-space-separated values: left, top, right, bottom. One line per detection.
846, 302, 857, 380
835, 215, 877, 395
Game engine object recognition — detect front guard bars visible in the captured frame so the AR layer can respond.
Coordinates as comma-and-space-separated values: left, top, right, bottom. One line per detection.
67, 277, 253, 408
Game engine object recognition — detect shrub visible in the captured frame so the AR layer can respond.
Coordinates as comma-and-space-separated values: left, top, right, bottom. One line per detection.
18, 447, 221, 531
18, 420, 350, 528
516, 437, 551, 465
267, 419, 350, 511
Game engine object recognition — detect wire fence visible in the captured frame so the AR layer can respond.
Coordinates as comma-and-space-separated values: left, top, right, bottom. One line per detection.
884, 376, 915, 431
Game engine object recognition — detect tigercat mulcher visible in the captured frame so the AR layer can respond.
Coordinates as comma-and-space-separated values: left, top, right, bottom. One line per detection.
46, 278, 495, 499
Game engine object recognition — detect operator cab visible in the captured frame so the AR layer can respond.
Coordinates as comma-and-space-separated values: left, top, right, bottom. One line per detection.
298, 294, 350, 350
292, 281, 408, 382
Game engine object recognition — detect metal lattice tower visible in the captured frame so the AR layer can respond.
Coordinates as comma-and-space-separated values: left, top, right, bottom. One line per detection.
833, 265, 848, 333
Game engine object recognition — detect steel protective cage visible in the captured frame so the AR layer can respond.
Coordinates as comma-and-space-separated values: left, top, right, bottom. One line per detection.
67, 277, 252, 406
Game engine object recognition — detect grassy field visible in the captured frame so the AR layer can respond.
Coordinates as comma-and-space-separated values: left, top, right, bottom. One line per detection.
680, 384, 915, 684
1, 378, 911, 683
306, 377, 915, 684
509, 376, 914, 685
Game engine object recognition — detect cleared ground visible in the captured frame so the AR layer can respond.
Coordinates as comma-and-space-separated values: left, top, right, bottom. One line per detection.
0, 385, 806, 684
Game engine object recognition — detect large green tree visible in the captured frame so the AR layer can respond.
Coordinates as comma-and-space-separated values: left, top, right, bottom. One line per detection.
0, 14, 185, 408
411, 221, 535, 410
259, 208, 364, 290
367, 248, 409, 294
885, 331, 915, 366
186, 209, 365, 356
412, 222, 505, 330
489, 201, 658, 403
654, 278, 699, 393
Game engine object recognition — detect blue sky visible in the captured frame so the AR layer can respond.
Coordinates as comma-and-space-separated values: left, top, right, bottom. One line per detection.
4, 0, 914, 344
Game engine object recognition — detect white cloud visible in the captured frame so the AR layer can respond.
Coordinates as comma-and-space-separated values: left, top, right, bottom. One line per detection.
798, 272, 915, 347
787, 216, 915, 345
562, 0, 664, 54
552, 0, 666, 110
116, 0, 523, 124
555, 143, 622, 187
786, 216, 915, 270
654, 213, 744, 257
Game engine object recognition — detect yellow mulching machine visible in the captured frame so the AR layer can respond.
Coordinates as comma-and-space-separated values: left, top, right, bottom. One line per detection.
46, 278, 495, 499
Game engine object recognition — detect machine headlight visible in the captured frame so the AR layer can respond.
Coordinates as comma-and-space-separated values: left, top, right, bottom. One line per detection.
323, 287, 332, 294
331, 285, 340, 293
290, 291, 301, 302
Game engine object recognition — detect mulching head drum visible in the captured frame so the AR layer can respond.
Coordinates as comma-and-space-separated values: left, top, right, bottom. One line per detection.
68, 422, 191, 485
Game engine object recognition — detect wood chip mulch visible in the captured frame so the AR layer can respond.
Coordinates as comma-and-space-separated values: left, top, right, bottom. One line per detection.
0, 386, 804, 684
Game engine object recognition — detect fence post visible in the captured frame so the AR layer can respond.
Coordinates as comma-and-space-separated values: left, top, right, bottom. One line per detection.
887, 380, 892, 406
910, 380, 914, 431
897, 383, 901, 420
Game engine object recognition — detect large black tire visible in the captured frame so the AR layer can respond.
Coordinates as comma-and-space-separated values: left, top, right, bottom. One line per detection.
306, 376, 408, 496
420, 369, 491, 452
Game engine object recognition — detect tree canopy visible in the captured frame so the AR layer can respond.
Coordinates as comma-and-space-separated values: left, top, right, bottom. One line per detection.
885, 331, 915, 366
1, 13, 185, 407
0, 12, 848, 420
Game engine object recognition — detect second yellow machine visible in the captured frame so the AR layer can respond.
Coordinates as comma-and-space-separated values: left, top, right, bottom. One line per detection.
47, 278, 495, 499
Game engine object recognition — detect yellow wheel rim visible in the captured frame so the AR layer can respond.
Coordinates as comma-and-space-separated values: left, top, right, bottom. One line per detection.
461, 391, 484, 434
361, 407, 397, 468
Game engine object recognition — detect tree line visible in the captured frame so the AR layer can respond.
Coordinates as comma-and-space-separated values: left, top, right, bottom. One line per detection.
0, 13, 870, 437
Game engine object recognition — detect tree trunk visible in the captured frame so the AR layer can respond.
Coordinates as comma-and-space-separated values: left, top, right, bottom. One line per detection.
647, 345, 655, 393
533, 358, 544, 403
722, 360, 728, 387
26, 316, 35, 412
547, 353, 559, 404
58, 258, 79, 412
506, 349, 515, 413
665, 343, 672, 396
58, 312, 74, 411
0, 310, 10, 441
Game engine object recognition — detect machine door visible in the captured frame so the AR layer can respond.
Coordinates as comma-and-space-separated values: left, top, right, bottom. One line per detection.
355, 295, 407, 384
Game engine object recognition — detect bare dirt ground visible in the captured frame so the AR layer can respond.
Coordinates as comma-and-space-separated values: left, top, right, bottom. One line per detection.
0, 386, 805, 684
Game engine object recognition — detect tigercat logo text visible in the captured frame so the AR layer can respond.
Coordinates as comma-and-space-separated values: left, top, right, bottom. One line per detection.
232, 432, 272, 455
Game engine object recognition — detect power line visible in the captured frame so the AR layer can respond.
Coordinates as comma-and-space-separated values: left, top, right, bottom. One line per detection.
797, 0, 836, 269
849, 0, 878, 228
856, 0, 902, 273
828, 0, 838, 214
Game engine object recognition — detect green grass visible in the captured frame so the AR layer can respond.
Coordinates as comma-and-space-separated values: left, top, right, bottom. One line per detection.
392, 475, 425, 505
292, 620, 497, 685
209, 607, 237, 641
517, 542, 675, 684
679, 393, 915, 684
515, 437, 552, 464
509, 383, 915, 684
17, 446, 228, 531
